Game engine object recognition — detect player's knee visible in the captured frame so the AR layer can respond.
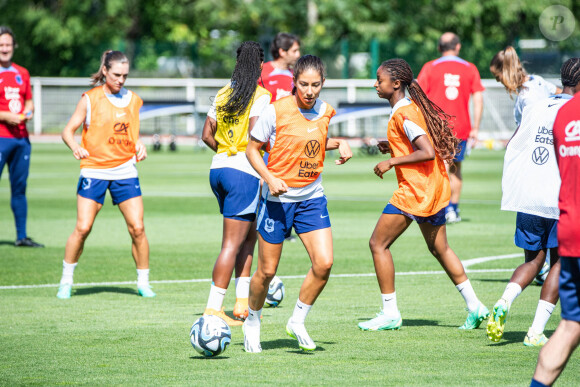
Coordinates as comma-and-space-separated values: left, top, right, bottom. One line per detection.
369, 236, 387, 255
256, 266, 277, 283
313, 257, 333, 277
128, 224, 146, 239
74, 224, 93, 239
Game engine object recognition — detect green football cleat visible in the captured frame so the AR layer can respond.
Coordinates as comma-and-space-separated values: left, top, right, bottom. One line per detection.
358, 311, 402, 331
486, 299, 509, 341
523, 327, 548, 347
56, 283, 72, 299
138, 285, 156, 298
459, 302, 490, 329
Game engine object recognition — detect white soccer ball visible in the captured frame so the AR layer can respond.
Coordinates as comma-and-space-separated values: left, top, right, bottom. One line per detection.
190, 315, 231, 357
534, 262, 551, 286
265, 276, 285, 307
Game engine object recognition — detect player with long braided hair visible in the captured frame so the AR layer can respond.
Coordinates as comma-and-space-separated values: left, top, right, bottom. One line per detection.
200, 41, 271, 326
359, 58, 489, 331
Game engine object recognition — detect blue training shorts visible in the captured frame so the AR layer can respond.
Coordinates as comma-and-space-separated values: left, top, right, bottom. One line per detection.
514, 212, 558, 251
454, 140, 468, 162
559, 257, 580, 322
77, 177, 142, 205
257, 196, 331, 244
209, 168, 260, 222
383, 202, 446, 226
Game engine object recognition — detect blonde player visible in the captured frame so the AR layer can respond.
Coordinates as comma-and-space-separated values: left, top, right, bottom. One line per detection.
487, 58, 580, 347
58, 50, 153, 299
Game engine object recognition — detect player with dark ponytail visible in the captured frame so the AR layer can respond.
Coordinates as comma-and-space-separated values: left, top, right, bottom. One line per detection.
359, 58, 489, 332
200, 41, 272, 326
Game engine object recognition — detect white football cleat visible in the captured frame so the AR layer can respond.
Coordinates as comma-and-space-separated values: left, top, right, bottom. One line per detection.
286, 320, 316, 351
242, 320, 262, 353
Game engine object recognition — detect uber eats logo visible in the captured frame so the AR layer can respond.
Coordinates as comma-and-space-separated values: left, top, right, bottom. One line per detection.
299, 140, 321, 179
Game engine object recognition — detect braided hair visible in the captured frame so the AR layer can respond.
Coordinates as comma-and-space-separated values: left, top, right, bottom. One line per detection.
291, 55, 325, 95
219, 41, 264, 116
90, 50, 129, 86
380, 59, 459, 162
561, 57, 580, 88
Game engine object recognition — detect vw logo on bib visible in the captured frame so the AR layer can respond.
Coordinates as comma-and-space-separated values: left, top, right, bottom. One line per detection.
532, 146, 549, 165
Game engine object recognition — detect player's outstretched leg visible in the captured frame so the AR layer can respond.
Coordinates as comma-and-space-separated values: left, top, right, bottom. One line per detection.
487, 298, 509, 342
418, 222, 489, 329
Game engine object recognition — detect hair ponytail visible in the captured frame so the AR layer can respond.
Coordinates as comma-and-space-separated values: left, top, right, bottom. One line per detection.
490, 46, 527, 96
90, 50, 129, 86
380, 59, 459, 162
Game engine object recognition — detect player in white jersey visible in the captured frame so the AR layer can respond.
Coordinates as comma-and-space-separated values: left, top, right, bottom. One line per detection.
490, 46, 562, 283
486, 58, 580, 347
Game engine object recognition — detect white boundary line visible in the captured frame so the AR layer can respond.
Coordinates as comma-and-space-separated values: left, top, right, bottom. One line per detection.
0, 253, 521, 291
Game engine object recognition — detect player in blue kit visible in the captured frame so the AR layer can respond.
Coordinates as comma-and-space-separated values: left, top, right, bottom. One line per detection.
200, 41, 272, 326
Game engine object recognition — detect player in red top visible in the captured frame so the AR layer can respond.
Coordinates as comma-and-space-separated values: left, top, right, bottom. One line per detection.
417, 32, 484, 224
0, 26, 43, 247
531, 59, 580, 387
260, 32, 300, 102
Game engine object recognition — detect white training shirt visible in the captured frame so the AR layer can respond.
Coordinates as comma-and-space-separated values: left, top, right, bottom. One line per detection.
513, 75, 558, 127
501, 94, 572, 219
251, 99, 329, 203
207, 88, 271, 178
81, 87, 139, 180
389, 98, 427, 147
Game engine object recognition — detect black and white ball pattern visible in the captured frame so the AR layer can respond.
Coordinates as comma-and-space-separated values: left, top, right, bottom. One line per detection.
190, 315, 231, 357
265, 276, 285, 307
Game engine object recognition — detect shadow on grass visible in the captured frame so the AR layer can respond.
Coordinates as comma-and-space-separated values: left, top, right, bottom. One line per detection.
73, 286, 139, 296
0, 240, 15, 246
477, 278, 511, 283
486, 330, 528, 346
355, 317, 440, 327
232, 338, 334, 353
189, 355, 230, 360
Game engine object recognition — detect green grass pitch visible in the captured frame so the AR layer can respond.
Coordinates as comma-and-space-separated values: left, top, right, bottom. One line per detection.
0, 145, 578, 385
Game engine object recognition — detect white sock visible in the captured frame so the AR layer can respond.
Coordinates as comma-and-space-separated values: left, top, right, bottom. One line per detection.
290, 299, 312, 325
246, 306, 262, 327
137, 269, 150, 288
206, 284, 227, 311
456, 279, 481, 312
531, 300, 556, 335
60, 261, 77, 285
381, 292, 400, 319
501, 282, 522, 308
235, 277, 251, 299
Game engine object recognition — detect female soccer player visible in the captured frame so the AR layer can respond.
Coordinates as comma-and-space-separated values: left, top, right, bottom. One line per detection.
490, 47, 563, 285
487, 58, 580, 347
242, 55, 352, 352
58, 50, 153, 299
490, 46, 562, 127
200, 41, 271, 326
358, 59, 488, 331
